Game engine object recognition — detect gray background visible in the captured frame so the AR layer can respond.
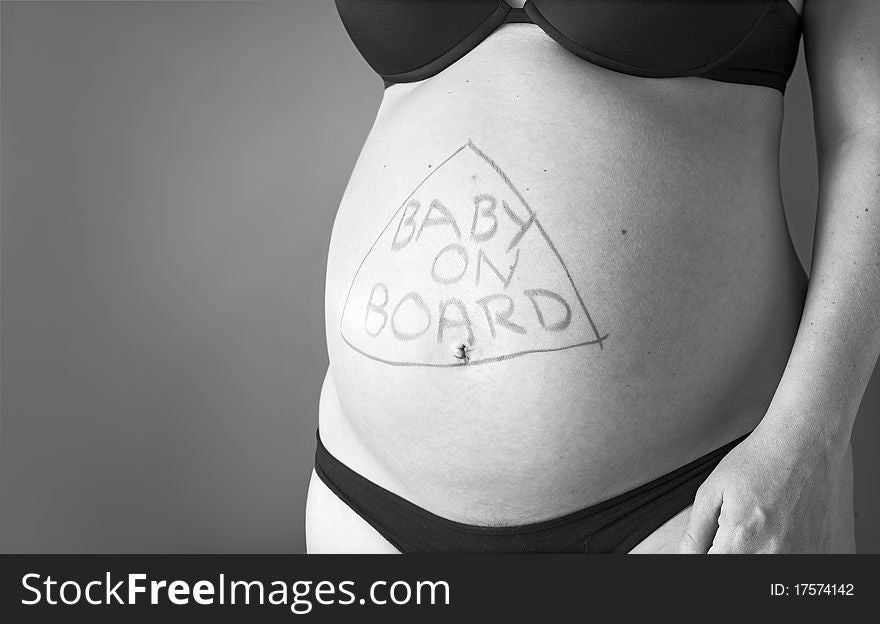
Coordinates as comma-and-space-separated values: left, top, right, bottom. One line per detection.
1, 0, 877, 553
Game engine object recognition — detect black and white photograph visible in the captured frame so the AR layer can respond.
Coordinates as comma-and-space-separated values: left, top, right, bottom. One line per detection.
2, 0, 879, 616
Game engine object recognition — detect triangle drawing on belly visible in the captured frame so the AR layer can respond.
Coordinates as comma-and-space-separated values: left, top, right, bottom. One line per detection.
340, 139, 608, 367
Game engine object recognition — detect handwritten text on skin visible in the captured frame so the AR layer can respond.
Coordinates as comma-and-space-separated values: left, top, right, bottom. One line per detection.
364, 194, 572, 347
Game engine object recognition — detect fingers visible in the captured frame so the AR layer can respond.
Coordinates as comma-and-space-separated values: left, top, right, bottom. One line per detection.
677, 487, 722, 554
708, 506, 774, 554
707, 526, 750, 554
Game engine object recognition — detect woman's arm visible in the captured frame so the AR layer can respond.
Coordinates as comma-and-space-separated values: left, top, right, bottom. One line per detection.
678, 0, 880, 553
784, 0, 880, 439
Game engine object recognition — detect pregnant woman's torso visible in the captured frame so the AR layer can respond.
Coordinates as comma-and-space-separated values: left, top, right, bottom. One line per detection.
310, 0, 806, 550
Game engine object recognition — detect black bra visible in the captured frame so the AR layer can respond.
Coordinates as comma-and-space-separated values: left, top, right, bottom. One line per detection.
335, 0, 802, 93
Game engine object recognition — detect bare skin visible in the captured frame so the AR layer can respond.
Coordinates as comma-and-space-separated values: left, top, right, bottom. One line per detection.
308, 0, 872, 553
678, 0, 880, 554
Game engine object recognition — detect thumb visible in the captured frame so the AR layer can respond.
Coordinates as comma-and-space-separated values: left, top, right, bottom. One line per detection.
677, 487, 722, 554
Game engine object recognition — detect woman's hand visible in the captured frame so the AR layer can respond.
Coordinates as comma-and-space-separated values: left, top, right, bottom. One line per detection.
676, 418, 847, 554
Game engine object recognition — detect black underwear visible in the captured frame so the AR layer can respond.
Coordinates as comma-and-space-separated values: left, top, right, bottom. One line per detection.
313, 429, 749, 553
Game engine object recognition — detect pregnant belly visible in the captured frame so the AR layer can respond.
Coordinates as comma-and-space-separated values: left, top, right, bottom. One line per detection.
321, 35, 807, 526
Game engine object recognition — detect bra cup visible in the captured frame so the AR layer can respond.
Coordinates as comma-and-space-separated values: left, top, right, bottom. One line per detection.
528, 0, 771, 75
334, 0, 506, 79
